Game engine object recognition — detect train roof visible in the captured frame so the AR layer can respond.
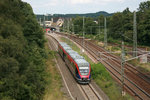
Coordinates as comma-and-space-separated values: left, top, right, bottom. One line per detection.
59, 42, 69, 47
66, 50, 78, 55
70, 53, 84, 60
63, 46, 72, 51
59, 42, 66, 44
75, 59, 89, 67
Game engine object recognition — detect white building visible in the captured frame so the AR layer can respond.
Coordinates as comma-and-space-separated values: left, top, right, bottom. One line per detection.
45, 21, 52, 27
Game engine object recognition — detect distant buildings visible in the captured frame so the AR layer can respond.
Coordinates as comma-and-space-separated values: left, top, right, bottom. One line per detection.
37, 15, 64, 28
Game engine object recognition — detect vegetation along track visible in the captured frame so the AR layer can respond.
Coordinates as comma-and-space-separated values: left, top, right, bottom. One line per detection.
55, 32, 150, 100
46, 33, 103, 100
104, 42, 150, 62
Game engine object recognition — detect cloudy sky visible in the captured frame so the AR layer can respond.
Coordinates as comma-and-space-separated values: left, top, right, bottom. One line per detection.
22, 0, 147, 14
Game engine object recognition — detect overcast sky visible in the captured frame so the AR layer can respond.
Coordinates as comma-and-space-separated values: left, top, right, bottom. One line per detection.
22, 0, 147, 14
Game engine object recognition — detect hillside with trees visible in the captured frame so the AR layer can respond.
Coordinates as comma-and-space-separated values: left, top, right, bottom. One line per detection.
0, 0, 47, 100
53, 11, 113, 18
36, 11, 113, 22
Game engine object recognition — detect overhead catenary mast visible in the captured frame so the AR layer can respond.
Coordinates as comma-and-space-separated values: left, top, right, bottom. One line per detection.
99, 19, 100, 36
63, 19, 65, 32
67, 19, 70, 34
82, 16, 85, 54
121, 39, 126, 96
133, 11, 137, 57
72, 23, 74, 34
44, 15, 45, 28
40, 18, 41, 25
104, 17, 107, 48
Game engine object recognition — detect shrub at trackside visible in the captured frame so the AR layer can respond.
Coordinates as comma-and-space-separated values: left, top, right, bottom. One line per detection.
91, 63, 133, 100
91, 63, 112, 88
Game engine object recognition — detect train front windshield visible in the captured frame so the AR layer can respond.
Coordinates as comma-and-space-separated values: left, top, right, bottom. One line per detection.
79, 67, 89, 75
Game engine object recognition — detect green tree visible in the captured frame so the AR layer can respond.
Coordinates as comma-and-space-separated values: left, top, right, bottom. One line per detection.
85, 17, 97, 35
108, 12, 123, 39
137, 1, 150, 45
0, 0, 47, 100
122, 8, 133, 42
73, 16, 83, 33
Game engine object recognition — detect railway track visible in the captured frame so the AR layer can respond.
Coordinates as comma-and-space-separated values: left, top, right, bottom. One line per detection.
46, 33, 103, 100
56, 32, 150, 100
80, 84, 102, 100
104, 42, 150, 62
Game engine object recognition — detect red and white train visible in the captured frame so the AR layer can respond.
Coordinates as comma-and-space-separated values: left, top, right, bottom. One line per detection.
58, 42, 91, 84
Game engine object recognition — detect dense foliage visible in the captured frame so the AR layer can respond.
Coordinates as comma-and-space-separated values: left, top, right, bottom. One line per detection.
0, 0, 47, 100
71, 17, 97, 34
67, 1, 150, 46
108, 1, 150, 46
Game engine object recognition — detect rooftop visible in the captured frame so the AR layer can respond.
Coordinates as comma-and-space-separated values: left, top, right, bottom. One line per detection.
75, 59, 89, 67
66, 50, 78, 55
59, 42, 69, 47
70, 53, 84, 60
63, 46, 72, 51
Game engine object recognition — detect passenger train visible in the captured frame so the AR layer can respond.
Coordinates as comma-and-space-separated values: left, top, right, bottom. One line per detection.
58, 42, 91, 84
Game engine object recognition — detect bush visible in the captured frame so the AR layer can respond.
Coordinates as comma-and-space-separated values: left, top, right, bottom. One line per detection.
0, 0, 47, 100
91, 63, 111, 81
91, 63, 133, 100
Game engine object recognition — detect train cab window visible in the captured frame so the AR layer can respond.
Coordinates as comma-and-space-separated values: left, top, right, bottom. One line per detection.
79, 66, 89, 75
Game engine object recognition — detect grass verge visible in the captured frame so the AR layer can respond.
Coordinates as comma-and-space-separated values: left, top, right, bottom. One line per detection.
43, 42, 68, 100
92, 63, 133, 100
61, 36, 133, 100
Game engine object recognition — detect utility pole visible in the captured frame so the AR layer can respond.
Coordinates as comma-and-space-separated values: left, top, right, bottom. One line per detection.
133, 11, 137, 57
90, 26, 92, 34
63, 19, 65, 32
67, 19, 70, 34
40, 18, 41, 25
72, 24, 74, 34
104, 17, 107, 47
99, 19, 100, 36
82, 16, 85, 54
44, 15, 45, 29
65, 20, 67, 32
63, 21, 64, 32
121, 34, 126, 96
